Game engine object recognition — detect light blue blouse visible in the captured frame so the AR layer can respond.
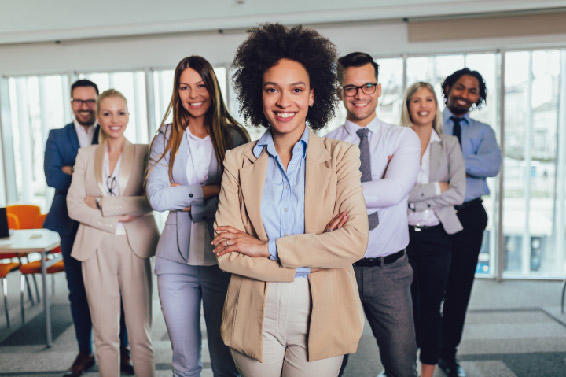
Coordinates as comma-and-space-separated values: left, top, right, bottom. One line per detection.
252, 128, 310, 277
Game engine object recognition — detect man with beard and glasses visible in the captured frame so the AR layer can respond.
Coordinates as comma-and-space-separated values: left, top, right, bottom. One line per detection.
438, 68, 501, 377
327, 52, 420, 377
43, 80, 133, 377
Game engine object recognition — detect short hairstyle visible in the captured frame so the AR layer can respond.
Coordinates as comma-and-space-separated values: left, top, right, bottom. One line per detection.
337, 52, 379, 83
232, 23, 338, 130
71, 79, 99, 96
441, 68, 487, 107
400, 82, 443, 133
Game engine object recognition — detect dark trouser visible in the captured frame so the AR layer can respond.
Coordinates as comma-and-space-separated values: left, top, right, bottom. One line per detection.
61, 232, 128, 355
342, 254, 417, 377
407, 225, 452, 365
441, 200, 487, 360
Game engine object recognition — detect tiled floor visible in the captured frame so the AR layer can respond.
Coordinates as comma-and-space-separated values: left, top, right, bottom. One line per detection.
0, 270, 565, 377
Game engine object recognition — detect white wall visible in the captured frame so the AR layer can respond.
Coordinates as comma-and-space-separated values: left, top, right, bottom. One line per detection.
1, 0, 564, 44
1, 21, 565, 76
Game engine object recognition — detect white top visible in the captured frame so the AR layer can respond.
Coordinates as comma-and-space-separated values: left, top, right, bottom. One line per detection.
326, 117, 420, 257
185, 128, 215, 266
407, 130, 441, 227
74, 120, 96, 148
104, 148, 125, 235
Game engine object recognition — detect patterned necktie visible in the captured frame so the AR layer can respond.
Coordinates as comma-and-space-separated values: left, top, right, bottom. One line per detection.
356, 128, 379, 230
451, 115, 462, 146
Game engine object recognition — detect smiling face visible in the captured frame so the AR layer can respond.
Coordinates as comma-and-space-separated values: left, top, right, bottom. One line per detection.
97, 96, 129, 140
409, 87, 437, 128
447, 74, 480, 116
71, 86, 97, 127
178, 67, 211, 120
262, 58, 314, 137
341, 63, 381, 127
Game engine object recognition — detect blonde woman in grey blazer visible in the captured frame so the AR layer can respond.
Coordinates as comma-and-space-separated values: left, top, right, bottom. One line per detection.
401, 82, 465, 377
145, 56, 248, 377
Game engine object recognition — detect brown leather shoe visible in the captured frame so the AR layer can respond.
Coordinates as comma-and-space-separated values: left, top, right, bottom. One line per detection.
63, 352, 95, 377
120, 347, 135, 375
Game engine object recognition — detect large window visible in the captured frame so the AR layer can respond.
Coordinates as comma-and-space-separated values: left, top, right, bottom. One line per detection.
5, 75, 70, 210
503, 50, 564, 277
1, 49, 565, 279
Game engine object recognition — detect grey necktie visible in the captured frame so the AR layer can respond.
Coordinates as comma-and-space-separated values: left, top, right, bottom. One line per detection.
356, 128, 379, 230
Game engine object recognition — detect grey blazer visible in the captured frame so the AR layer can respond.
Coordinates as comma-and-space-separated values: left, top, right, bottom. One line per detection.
408, 134, 466, 235
146, 124, 248, 264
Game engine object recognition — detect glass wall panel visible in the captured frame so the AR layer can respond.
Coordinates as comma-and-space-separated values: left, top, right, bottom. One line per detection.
406, 53, 500, 276
503, 50, 562, 276
79, 71, 148, 143
5, 75, 69, 210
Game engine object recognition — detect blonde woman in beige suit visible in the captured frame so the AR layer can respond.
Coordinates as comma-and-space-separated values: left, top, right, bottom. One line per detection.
67, 89, 159, 377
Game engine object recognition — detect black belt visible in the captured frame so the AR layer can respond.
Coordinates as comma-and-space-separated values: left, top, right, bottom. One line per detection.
454, 197, 482, 210
353, 249, 405, 267
409, 224, 443, 232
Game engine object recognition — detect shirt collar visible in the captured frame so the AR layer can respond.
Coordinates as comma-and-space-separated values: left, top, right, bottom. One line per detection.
73, 120, 96, 135
443, 108, 470, 124
252, 126, 310, 159
430, 128, 441, 143
344, 115, 381, 136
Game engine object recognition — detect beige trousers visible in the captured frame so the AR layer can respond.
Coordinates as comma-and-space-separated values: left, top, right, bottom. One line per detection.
231, 278, 343, 377
82, 234, 154, 377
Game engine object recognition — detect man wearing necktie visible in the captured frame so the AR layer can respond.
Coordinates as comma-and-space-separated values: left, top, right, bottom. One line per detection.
327, 52, 420, 377
438, 68, 502, 377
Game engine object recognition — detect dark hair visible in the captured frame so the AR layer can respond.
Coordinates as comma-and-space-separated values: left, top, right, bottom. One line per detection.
441, 68, 487, 107
232, 23, 338, 130
152, 55, 248, 180
337, 52, 379, 83
71, 79, 99, 96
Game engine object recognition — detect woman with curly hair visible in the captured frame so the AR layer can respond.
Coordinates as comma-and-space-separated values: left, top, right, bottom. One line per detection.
211, 24, 369, 376
146, 56, 248, 377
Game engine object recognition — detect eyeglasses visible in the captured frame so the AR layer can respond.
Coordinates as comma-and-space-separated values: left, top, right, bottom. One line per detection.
72, 99, 96, 105
342, 83, 378, 97
106, 176, 118, 196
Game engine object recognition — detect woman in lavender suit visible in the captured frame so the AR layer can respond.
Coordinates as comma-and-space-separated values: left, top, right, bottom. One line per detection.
146, 56, 248, 377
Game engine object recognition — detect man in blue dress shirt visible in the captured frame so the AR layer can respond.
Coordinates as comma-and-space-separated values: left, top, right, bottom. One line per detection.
438, 68, 502, 377
43, 80, 132, 377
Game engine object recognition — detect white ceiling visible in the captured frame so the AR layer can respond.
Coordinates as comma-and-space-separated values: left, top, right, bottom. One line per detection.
2, 0, 566, 44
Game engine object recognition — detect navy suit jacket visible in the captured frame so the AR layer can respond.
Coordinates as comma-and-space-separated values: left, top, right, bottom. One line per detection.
43, 123, 99, 236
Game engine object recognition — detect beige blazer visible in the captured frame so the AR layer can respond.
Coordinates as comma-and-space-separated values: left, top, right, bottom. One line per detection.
215, 128, 369, 362
67, 140, 159, 261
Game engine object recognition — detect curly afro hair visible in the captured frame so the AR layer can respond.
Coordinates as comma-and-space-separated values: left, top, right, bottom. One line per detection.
232, 23, 338, 130
441, 68, 487, 108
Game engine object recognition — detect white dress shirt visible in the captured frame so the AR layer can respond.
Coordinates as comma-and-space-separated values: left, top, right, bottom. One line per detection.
407, 130, 441, 227
103, 147, 125, 235
326, 117, 420, 257
74, 120, 96, 148
185, 129, 215, 266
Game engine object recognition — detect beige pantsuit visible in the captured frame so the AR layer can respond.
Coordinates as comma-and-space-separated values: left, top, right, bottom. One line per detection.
68, 141, 159, 377
82, 234, 153, 377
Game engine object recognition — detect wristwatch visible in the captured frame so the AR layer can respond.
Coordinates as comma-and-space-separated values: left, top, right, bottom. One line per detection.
95, 197, 102, 209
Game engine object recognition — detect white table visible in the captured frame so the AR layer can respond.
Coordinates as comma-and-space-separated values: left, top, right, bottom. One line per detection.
0, 229, 61, 347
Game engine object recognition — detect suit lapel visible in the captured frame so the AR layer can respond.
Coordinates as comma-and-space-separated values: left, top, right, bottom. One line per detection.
118, 140, 135, 195
240, 146, 268, 240
429, 140, 442, 182
94, 142, 106, 195
304, 129, 332, 234
67, 123, 80, 156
